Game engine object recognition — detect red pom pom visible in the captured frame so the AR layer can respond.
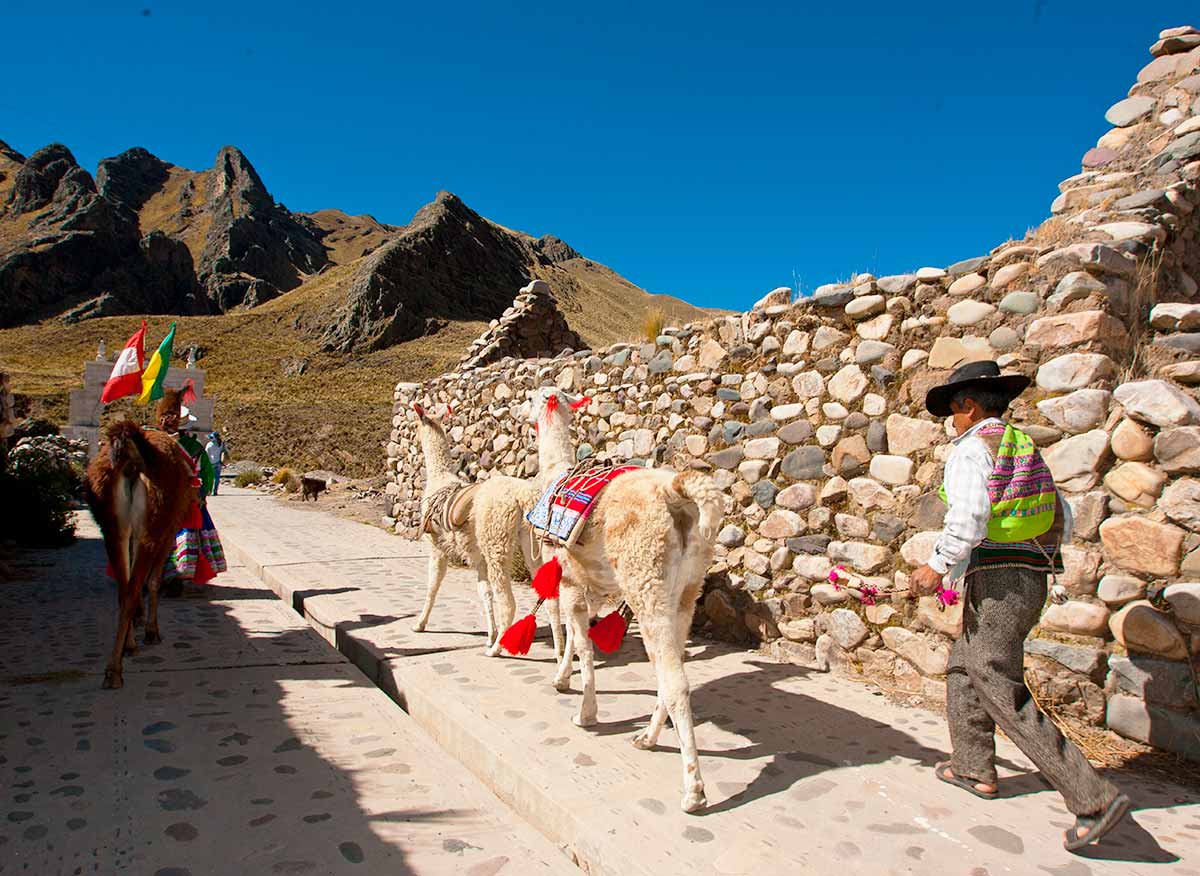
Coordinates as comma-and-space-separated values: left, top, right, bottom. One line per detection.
569, 395, 592, 411
588, 611, 628, 653
499, 614, 538, 655
531, 556, 562, 600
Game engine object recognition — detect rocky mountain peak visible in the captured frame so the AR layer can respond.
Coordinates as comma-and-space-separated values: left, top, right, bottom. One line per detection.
534, 234, 581, 263
6, 143, 94, 216
96, 147, 172, 213
209, 145, 273, 212
196, 146, 327, 310
321, 190, 533, 353
0, 140, 25, 165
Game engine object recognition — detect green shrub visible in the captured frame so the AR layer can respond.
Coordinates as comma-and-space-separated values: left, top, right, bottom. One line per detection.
1, 440, 80, 546
235, 467, 264, 487
283, 475, 301, 493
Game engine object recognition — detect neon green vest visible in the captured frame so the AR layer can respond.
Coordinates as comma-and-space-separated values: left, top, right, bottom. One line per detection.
939, 423, 1056, 544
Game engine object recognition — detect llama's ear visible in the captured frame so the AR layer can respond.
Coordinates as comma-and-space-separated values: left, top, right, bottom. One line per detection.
412, 403, 425, 418
569, 395, 592, 412
442, 404, 453, 423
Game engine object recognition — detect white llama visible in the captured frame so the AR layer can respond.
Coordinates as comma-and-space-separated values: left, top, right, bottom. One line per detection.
410, 403, 562, 658
525, 387, 724, 812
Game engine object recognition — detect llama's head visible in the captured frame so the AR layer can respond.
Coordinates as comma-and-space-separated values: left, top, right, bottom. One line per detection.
155, 389, 184, 434
527, 387, 589, 432
411, 402, 453, 441
411, 401, 459, 474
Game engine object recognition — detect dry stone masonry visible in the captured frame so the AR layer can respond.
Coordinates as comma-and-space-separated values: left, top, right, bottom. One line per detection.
385, 27, 1200, 760
458, 280, 584, 370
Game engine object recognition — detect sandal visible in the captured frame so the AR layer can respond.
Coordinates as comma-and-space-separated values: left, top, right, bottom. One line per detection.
934, 761, 998, 800
1064, 793, 1130, 852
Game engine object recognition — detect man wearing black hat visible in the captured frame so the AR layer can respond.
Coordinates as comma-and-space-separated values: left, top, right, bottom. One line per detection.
910, 360, 1128, 852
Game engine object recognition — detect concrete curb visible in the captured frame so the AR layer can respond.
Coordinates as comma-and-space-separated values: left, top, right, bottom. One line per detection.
221, 532, 644, 875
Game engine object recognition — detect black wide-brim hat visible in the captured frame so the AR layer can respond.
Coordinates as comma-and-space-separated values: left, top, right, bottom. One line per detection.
925, 360, 1031, 417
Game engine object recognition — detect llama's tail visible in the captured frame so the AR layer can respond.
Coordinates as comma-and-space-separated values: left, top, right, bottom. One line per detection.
667, 470, 724, 542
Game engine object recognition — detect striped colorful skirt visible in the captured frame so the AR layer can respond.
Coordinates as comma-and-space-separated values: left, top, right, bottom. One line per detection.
162, 503, 227, 584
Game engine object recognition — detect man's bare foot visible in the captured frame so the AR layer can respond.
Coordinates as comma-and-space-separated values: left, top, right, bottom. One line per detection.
934, 761, 998, 799
939, 765, 997, 795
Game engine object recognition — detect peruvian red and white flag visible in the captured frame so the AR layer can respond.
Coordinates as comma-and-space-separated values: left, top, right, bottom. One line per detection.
100, 321, 147, 403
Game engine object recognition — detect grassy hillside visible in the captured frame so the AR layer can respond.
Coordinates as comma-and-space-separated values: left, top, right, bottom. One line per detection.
0, 266, 485, 477
0, 252, 717, 476
1, 144, 720, 476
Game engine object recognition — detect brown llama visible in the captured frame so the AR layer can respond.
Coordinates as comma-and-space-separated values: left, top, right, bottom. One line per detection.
84, 419, 194, 689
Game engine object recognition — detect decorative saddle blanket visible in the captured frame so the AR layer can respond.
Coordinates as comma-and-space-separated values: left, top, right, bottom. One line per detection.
422, 482, 479, 534
526, 461, 641, 548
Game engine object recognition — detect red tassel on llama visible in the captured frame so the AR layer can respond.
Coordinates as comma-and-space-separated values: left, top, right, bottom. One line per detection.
588, 602, 633, 653
531, 556, 562, 600
499, 598, 544, 655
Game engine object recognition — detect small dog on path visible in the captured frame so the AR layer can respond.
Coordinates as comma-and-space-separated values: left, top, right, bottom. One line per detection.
300, 476, 327, 501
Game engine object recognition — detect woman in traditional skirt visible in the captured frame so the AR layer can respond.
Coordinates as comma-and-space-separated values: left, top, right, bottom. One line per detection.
157, 387, 227, 597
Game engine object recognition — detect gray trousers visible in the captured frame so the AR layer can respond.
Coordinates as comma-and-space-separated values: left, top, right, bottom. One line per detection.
946, 565, 1118, 817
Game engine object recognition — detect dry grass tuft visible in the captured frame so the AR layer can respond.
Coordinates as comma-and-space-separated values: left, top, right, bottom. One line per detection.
234, 467, 264, 487
1025, 215, 1075, 248
641, 306, 666, 342
273, 467, 302, 493
1026, 671, 1200, 788
1118, 246, 1166, 385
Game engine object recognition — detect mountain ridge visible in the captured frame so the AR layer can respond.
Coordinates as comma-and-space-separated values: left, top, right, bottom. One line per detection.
0, 139, 712, 347
0, 137, 718, 474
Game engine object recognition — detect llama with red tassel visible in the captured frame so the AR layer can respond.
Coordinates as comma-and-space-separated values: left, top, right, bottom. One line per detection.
410, 403, 564, 659
518, 387, 724, 814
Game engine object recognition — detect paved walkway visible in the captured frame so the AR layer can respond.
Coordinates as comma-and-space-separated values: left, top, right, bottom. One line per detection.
207, 488, 1199, 876
0, 514, 576, 875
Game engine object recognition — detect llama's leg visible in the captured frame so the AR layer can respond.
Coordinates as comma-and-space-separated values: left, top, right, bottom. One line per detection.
104, 592, 137, 689
547, 598, 564, 661
552, 589, 577, 691
139, 541, 173, 646
649, 633, 706, 812
478, 577, 497, 646
483, 552, 516, 657
143, 570, 163, 645
568, 595, 597, 727
413, 547, 448, 633
632, 635, 669, 750
521, 535, 563, 660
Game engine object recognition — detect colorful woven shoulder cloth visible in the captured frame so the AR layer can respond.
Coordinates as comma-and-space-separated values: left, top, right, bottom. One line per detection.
975, 422, 1057, 543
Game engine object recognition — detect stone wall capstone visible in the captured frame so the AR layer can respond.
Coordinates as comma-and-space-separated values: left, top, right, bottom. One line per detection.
383, 25, 1200, 761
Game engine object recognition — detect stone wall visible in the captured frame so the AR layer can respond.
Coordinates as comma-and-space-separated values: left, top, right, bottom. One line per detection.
384, 26, 1200, 759
457, 280, 584, 371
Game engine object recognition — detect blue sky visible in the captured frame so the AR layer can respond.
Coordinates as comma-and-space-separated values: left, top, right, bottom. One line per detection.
3, 1, 1195, 311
